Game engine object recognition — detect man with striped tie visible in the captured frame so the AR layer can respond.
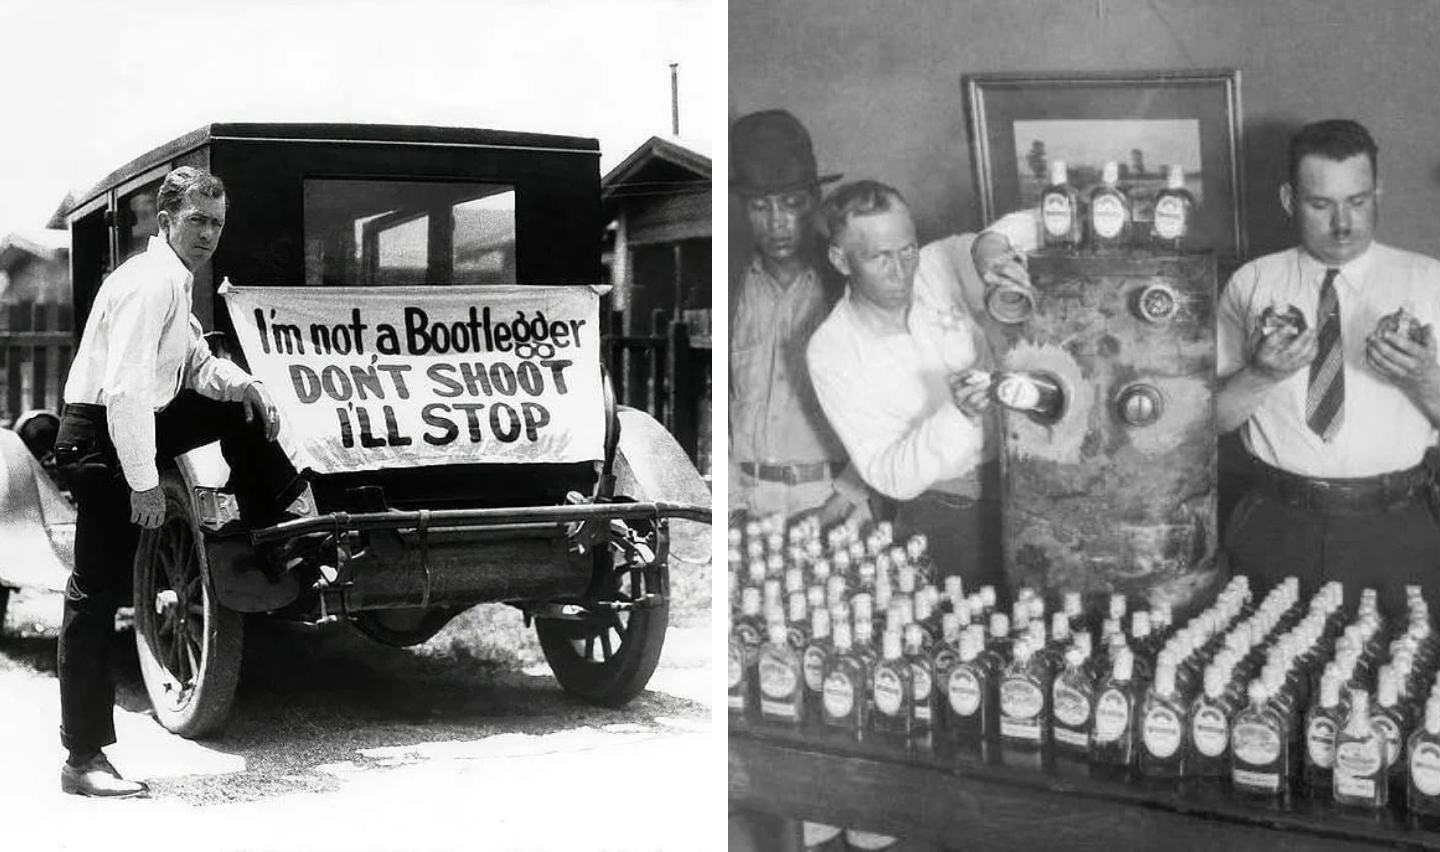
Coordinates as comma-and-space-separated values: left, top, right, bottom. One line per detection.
1218, 119, 1440, 613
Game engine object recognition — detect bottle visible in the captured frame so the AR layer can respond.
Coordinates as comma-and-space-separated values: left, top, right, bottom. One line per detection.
728, 627, 753, 722
905, 623, 937, 742
1372, 665, 1411, 802
945, 627, 995, 743
1150, 164, 1196, 251
1186, 664, 1233, 785
870, 629, 914, 747
757, 624, 805, 726
999, 637, 1050, 751
801, 608, 833, 729
1407, 696, 1440, 819
1087, 161, 1131, 251
1039, 159, 1083, 249
1052, 644, 1096, 760
1231, 679, 1289, 797
822, 618, 867, 738
1091, 646, 1139, 774
1333, 687, 1388, 808
1303, 669, 1344, 793
730, 588, 766, 721
1139, 653, 1187, 780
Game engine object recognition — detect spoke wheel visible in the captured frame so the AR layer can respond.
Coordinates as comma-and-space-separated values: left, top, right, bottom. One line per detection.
536, 530, 669, 708
133, 471, 243, 738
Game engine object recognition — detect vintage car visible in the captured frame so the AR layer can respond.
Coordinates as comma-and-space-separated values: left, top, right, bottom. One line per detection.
0, 123, 711, 737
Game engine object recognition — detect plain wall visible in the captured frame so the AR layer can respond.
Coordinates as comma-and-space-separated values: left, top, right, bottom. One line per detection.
729, 0, 1440, 261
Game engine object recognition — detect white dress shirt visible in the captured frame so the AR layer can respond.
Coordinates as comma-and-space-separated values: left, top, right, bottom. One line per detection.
807, 240, 991, 501
64, 235, 256, 491
1218, 243, 1440, 477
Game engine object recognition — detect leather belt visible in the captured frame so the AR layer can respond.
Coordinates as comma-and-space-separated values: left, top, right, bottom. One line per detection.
1250, 457, 1429, 515
739, 461, 835, 486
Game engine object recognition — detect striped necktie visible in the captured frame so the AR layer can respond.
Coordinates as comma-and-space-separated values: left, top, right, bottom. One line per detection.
1306, 268, 1344, 440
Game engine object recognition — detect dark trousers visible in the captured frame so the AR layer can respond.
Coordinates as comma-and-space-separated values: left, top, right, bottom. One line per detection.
1224, 488, 1440, 616
55, 390, 299, 754
895, 490, 1004, 597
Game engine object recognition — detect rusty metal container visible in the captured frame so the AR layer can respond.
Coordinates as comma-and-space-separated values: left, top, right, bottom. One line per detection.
987, 250, 1219, 614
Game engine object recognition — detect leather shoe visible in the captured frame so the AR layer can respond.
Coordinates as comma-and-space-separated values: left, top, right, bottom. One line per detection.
60, 753, 149, 798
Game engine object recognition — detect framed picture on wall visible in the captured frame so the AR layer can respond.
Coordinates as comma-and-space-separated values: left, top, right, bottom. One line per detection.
963, 69, 1245, 259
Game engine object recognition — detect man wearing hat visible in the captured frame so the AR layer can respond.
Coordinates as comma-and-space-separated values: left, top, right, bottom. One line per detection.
730, 109, 865, 524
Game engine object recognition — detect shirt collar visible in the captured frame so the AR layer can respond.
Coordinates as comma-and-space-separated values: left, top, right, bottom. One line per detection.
747, 253, 818, 297
147, 235, 195, 289
1297, 242, 1378, 291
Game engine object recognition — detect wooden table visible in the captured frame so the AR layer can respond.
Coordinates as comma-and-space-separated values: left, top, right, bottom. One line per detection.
730, 720, 1440, 851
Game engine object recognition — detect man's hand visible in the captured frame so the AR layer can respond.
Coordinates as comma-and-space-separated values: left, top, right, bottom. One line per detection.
949, 372, 993, 420
1367, 326, 1440, 396
131, 486, 165, 528
243, 382, 281, 442
971, 232, 1032, 290
1249, 325, 1317, 382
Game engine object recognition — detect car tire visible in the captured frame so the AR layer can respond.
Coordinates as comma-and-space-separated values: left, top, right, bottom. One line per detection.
536, 545, 669, 708
133, 471, 244, 738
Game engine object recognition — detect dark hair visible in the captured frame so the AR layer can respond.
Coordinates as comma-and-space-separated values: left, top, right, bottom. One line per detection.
1288, 119, 1378, 188
820, 179, 908, 244
157, 166, 226, 215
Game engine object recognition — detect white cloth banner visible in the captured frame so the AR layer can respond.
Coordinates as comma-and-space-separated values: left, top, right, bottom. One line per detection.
221, 284, 606, 473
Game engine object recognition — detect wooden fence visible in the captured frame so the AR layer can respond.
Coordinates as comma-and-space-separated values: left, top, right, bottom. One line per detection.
0, 301, 71, 425
605, 318, 712, 477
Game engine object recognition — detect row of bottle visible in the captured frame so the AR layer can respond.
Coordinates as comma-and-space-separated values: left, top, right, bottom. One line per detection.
1038, 159, 1197, 252
730, 566, 1440, 817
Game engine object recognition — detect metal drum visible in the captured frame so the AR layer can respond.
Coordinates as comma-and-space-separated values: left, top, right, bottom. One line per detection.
988, 251, 1219, 614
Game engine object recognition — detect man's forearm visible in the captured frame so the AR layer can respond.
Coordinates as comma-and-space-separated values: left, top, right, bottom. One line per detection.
1405, 376, 1440, 429
1216, 366, 1281, 433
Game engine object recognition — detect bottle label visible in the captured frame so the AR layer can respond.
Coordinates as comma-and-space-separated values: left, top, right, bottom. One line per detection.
1232, 721, 1280, 765
728, 644, 744, 689
874, 668, 905, 716
1411, 741, 1440, 796
1232, 768, 1279, 792
823, 671, 855, 719
1142, 706, 1183, 758
948, 667, 981, 716
1053, 683, 1091, 727
912, 664, 933, 722
1374, 715, 1402, 767
1335, 772, 1376, 800
1191, 706, 1229, 758
1091, 195, 1126, 239
1336, 738, 1385, 777
1000, 679, 1044, 720
1042, 194, 1073, 238
1054, 726, 1089, 748
1093, 688, 1130, 743
758, 650, 797, 699
802, 646, 827, 692
1153, 196, 1187, 239
1306, 717, 1337, 769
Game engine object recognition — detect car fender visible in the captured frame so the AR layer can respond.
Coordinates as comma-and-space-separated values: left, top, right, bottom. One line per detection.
613, 407, 711, 566
0, 428, 72, 592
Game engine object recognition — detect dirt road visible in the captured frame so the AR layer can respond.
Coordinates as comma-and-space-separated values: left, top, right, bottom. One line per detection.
0, 590, 715, 852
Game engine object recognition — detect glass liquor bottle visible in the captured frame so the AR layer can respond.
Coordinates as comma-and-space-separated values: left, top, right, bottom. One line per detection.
1040, 158, 1083, 249
999, 637, 1050, 751
801, 608, 833, 729
1373, 664, 1412, 802
1407, 695, 1440, 819
1138, 652, 1187, 781
730, 588, 765, 721
1091, 645, 1139, 774
1334, 687, 1388, 808
870, 628, 914, 747
945, 627, 995, 743
1150, 164, 1196, 251
822, 618, 867, 738
1087, 161, 1131, 251
905, 623, 938, 742
728, 625, 753, 722
1303, 668, 1344, 793
1052, 644, 1096, 759
757, 624, 805, 727
1186, 664, 1234, 786
1231, 679, 1289, 798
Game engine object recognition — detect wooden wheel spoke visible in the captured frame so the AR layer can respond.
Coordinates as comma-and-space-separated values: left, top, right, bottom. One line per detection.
583, 634, 595, 660
599, 628, 614, 660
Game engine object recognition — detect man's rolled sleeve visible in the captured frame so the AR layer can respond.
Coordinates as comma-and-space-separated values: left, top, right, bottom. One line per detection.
185, 318, 254, 401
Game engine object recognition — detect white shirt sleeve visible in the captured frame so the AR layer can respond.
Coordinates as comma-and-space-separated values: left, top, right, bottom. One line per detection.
100, 278, 174, 492
981, 208, 1041, 254
184, 315, 254, 402
808, 322, 984, 501
1217, 264, 1256, 380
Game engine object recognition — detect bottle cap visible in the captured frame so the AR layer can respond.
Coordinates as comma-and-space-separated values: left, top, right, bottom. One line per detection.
1052, 612, 1070, 641
1012, 637, 1033, 663
1165, 164, 1184, 189
1112, 645, 1133, 680
1101, 161, 1120, 184
807, 585, 826, 612
1049, 159, 1069, 185
903, 623, 924, 653
1132, 610, 1152, 638
942, 612, 962, 642
788, 592, 807, 623
1427, 697, 1440, 733
980, 585, 997, 610
990, 612, 1010, 639
1065, 645, 1085, 668
812, 608, 832, 638
944, 575, 964, 606
741, 587, 762, 615
768, 624, 788, 646
882, 629, 903, 660
833, 619, 853, 651
1203, 664, 1225, 698
1064, 591, 1083, 618
1319, 670, 1340, 707
1109, 593, 1127, 620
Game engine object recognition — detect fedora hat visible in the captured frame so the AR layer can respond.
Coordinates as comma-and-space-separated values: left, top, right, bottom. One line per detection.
730, 109, 842, 197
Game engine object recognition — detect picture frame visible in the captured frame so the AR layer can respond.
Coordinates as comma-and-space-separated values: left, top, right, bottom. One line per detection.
963, 69, 1246, 260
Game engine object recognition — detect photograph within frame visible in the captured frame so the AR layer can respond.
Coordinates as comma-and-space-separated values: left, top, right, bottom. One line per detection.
964, 69, 1245, 259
